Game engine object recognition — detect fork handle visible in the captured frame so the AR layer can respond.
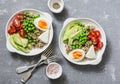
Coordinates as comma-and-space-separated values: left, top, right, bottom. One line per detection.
21, 70, 32, 83
16, 62, 44, 74
16, 65, 34, 74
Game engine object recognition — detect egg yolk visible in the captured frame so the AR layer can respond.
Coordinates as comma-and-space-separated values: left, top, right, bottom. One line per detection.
73, 51, 82, 59
38, 19, 48, 29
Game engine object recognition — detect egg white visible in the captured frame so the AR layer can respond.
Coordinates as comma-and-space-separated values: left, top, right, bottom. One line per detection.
69, 49, 85, 62
34, 16, 50, 31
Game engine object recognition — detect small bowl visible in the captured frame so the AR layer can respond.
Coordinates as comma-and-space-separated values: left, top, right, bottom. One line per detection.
59, 18, 107, 65
48, 0, 64, 13
46, 62, 62, 79
5, 9, 53, 56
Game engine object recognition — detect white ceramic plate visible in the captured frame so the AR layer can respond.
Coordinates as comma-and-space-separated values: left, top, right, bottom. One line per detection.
59, 18, 106, 65
5, 9, 53, 56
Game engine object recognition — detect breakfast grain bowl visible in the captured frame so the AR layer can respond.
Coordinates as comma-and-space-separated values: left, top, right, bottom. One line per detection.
5, 9, 53, 56
59, 18, 106, 65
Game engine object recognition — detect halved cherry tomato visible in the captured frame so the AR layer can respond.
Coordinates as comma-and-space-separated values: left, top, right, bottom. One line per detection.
19, 29, 25, 38
97, 41, 103, 49
8, 25, 16, 35
95, 30, 101, 38
91, 37, 99, 45
94, 46, 99, 51
88, 34, 92, 39
13, 18, 20, 28
16, 23, 23, 31
20, 23, 23, 29
16, 13, 24, 20
89, 30, 97, 37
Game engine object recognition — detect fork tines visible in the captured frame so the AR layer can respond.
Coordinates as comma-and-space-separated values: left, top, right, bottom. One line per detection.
42, 43, 54, 57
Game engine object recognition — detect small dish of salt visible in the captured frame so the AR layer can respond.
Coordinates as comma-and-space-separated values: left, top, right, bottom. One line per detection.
46, 62, 62, 79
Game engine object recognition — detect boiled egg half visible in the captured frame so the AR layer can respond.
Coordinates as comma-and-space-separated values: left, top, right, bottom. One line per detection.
34, 17, 50, 31
69, 49, 85, 62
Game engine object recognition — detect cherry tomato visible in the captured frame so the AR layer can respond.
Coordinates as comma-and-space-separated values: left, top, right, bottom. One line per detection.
16, 13, 24, 20
95, 30, 101, 38
88, 34, 92, 39
16, 23, 23, 31
94, 46, 99, 51
13, 18, 20, 28
89, 30, 97, 37
8, 25, 16, 35
91, 37, 99, 45
19, 29, 25, 38
97, 41, 103, 49
20, 23, 23, 29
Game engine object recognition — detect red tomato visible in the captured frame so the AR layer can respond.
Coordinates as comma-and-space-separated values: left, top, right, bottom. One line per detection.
8, 25, 16, 34
97, 41, 103, 49
88, 34, 92, 39
13, 18, 20, 27
91, 37, 99, 45
89, 30, 97, 37
16, 13, 24, 20
20, 23, 23, 29
95, 30, 101, 38
16, 23, 23, 31
94, 46, 99, 51
19, 29, 25, 38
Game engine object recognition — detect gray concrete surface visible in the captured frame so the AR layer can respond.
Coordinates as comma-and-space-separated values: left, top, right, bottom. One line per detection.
0, 0, 120, 84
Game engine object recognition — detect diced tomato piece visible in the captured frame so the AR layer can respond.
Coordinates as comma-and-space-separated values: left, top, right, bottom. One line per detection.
95, 30, 101, 38
19, 29, 25, 38
97, 41, 103, 49
8, 25, 16, 35
16, 13, 24, 20
91, 37, 99, 45
94, 46, 99, 51
13, 18, 20, 28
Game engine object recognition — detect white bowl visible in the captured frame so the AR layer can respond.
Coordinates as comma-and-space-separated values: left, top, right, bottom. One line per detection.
5, 9, 53, 56
59, 18, 107, 65
48, 0, 64, 13
46, 62, 62, 79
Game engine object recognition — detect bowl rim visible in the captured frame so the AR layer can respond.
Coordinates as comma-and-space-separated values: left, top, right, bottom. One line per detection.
5, 8, 53, 56
59, 17, 107, 65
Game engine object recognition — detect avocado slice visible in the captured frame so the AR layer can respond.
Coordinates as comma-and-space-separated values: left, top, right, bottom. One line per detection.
63, 25, 82, 41
13, 33, 28, 48
17, 46, 29, 53
9, 35, 19, 50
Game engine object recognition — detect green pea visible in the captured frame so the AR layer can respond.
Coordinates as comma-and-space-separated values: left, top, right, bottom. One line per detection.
76, 44, 79, 48
72, 45, 75, 49
24, 16, 26, 19
88, 41, 92, 45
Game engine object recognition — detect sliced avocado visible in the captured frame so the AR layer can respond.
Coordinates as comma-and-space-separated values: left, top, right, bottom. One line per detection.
65, 21, 78, 31
13, 34, 22, 46
68, 38, 73, 45
17, 46, 29, 53
20, 38, 28, 48
70, 29, 82, 38
13, 33, 28, 48
9, 35, 19, 50
63, 25, 82, 41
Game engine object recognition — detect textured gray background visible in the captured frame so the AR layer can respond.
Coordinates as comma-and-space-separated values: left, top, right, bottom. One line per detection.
0, 0, 120, 84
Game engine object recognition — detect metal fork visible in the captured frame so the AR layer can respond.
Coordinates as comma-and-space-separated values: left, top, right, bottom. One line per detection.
16, 55, 58, 74
21, 44, 54, 83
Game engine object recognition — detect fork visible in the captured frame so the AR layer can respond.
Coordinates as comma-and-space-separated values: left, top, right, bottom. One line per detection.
16, 55, 58, 74
21, 44, 54, 83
